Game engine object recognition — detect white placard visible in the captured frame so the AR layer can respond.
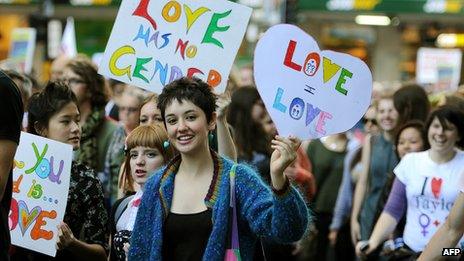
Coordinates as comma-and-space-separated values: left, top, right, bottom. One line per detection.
416, 47, 462, 93
99, 0, 252, 93
9, 132, 72, 257
8, 28, 36, 74
254, 24, 372, 140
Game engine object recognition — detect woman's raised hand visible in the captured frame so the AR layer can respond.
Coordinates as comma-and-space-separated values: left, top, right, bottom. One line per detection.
270, 135, 301, 189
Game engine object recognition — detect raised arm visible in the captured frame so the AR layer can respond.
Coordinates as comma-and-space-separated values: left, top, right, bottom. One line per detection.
351, 134, 372, 244
215, 92, 237, 161
237, 136, 309, 243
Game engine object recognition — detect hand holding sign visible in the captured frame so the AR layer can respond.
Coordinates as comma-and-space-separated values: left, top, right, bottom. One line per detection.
254, 24, 372, 140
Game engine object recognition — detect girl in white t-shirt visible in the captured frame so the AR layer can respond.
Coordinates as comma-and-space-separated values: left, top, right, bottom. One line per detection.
418, 170, 464, 260
356, 105, 464, 258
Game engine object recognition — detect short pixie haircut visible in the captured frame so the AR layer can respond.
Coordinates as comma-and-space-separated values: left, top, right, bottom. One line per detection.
27, 81, 78, 135
425, 105, 464, 148
157, 77, 217, 123
120, 124, 176, 194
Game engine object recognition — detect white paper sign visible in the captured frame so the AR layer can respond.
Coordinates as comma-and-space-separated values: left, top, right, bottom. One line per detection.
99, 0, 252, 93
416, 47, 462, 93
9, 132, 72, 257
254, 24, 372, 140
8, 28, 36, 74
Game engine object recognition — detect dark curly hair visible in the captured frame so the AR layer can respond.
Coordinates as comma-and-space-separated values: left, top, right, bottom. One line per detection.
65, 55, 108, 108
157, 77, 217, 124
27, 81, 78, 135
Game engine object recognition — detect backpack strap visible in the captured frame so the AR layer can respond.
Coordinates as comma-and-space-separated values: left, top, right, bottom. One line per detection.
114, 195, 135, 224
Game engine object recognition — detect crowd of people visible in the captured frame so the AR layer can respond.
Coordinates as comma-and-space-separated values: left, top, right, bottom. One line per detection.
1, 53, 464, 261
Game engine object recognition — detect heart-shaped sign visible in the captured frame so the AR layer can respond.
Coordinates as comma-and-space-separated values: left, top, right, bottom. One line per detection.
18, 200, 41, 236
254, 24, 372, 139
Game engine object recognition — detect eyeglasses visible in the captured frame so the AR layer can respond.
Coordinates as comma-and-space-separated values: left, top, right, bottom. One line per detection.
362, 117, 377, 125
119, 106, 139, 113
64, 78, 86, 86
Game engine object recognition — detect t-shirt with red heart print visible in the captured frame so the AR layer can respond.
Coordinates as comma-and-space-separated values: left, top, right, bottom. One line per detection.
394, 150, 464, 252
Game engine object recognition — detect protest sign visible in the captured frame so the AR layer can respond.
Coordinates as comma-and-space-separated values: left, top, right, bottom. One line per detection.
8, 28, 36, 74
254, 24, 372, 140
9, 132, 72, 257
99, 0, 252, 93
416, 47, 462, 93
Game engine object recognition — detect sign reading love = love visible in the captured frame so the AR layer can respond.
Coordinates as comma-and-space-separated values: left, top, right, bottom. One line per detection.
254, 24, 372, 140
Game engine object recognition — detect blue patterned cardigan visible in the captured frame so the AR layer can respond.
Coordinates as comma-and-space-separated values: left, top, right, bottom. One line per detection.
128, 152, 309, 260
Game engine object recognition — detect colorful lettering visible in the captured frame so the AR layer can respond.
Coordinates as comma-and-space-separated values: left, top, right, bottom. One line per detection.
303, 52, 320, 76
169, 66, 183, 83
306, 104, 321, 126
283, 40, 302, 71
187, 67, 204, 78
133, 25, 151, 46
13, 174, 23, 193
9, 198, 18, 230
162, 0, 182, 23
132, 0, 157, 30
25, 143, 48, 174
151, 60, 169, 85
133, 57, 153, 83
48, 156, 64, 184
175, 39, 189, 60
316, 111, 332, 135
27, 180, 43, 199
322, 57, 341, 83
18, 200, 41, 236
109, 45, 135, 80
31, 210, 56, 241
335, 68, 352, 95
289, 98, 305, 120
273, 88, 287, 113
184, 5, 210, 33
206, 70, 221, 88
202, 10, 231, 48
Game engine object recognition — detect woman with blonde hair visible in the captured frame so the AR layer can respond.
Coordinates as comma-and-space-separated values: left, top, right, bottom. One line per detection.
110, 124, 175, 261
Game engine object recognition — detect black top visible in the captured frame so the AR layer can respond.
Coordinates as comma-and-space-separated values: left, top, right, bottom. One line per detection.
0, 70, 23, 257
162, 209, 213, 260
109, 194, 134, 261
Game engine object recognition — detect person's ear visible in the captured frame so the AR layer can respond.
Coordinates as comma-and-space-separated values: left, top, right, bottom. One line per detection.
34, 121, 48, 137
208, 112, 217, 131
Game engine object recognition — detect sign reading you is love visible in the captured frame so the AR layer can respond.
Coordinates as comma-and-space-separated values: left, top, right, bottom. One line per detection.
9, 132, 72, 257
254, 24, 372, 140
99, 0, 252, 93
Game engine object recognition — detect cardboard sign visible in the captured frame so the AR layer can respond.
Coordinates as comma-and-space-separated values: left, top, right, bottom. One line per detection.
99, 0, 252, 93
8, 28, 36, 74
9, 132, 72, 257
254, 24, 372, 140
416, 47, 462, 93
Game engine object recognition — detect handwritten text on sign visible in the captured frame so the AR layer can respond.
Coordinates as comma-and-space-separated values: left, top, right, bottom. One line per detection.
254, 24, 372, 140
99, 0, 252, 93
9, 132, 72, 257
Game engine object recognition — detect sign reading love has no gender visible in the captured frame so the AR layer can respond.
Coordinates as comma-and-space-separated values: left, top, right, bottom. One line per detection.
10, 132, 72, 257
99, 0, 252, 94
254, 24, 373, 140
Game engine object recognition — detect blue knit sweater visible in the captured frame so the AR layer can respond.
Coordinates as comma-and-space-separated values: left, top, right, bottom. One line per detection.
128, 152, 309, 260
